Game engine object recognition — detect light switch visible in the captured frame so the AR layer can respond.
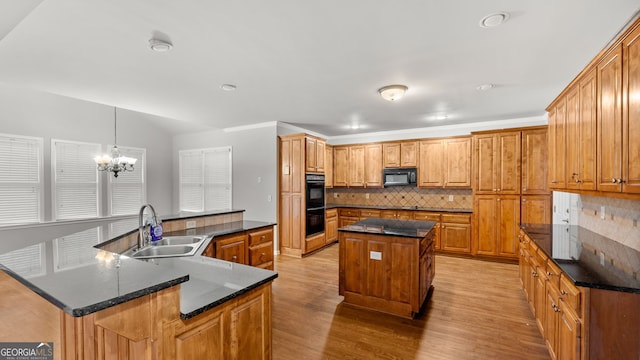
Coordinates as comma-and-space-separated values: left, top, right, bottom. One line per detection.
369, 251, 382, 260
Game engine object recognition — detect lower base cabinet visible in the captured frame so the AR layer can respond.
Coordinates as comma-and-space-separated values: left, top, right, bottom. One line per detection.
440, 213, 472, 253
204, 226, 275, 270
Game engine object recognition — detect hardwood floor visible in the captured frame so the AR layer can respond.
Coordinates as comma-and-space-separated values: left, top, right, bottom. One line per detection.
272, 243, 549, 360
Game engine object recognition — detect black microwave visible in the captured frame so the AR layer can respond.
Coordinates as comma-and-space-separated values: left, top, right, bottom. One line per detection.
383, 168, 417, 187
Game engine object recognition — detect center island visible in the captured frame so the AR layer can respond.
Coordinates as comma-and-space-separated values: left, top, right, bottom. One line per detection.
338, 218, 436, 319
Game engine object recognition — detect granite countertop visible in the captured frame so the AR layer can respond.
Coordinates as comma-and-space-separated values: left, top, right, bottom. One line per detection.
326, 204, 472, 213
521, 223, 640, 294
165, 220, 275, 240
338, 218, 436, 238
0, 210, 277, 318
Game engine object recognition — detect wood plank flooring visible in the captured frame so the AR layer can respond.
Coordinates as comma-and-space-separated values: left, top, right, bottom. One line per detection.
271, 244, 550, 360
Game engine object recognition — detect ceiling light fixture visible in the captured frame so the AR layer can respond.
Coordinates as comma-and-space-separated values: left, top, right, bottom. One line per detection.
149, 38, 173, 52
220, 84, 237, 91
479, 12, 510, 28
94, 107, 137, 178
476, 83, 494, 91
378, 85, 408, 101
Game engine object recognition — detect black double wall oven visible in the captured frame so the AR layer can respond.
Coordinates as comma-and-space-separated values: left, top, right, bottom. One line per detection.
305, 174, 325, 237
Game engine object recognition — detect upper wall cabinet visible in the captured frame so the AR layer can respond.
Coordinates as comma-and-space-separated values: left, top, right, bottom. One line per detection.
473, 131, 521, 194
521, 128, 550, 195
567, 69, 597, 191
305, 136, 325, 174
333, 146, 349, 187
333, 144, 383, 188
418, 137, 471, 188
548, 99, 567, 190
622, 25, 640, 194
325, 144, 334, 188
383, 141, 418, 168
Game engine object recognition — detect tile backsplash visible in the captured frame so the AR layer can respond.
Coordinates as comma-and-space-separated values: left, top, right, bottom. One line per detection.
578, 195, 640, 252
326, 187, 472, 209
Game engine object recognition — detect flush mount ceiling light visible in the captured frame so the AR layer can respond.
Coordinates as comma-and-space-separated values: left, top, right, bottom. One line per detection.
220, 84, 237, 91
479, 12, 510, 28
378, 85, 408, 101
476, 83, 494, 91
148, 38, 173, 52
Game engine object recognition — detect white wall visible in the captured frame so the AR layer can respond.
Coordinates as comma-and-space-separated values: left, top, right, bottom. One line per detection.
0, 83, 176, 218
172, 123, 278, 222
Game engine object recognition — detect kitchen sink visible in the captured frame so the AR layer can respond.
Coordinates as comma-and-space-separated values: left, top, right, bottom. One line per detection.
122, 235, 209, 259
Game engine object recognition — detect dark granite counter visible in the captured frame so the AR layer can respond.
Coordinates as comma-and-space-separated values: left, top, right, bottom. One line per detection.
327, 204, 472, 213
521, 223, 640, 294
338, 218, 436, 238
165, 220, 275, 240
0, 211, 277, 318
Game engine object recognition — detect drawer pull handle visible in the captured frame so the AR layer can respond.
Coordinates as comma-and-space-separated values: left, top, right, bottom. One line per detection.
561, 290, 567, 295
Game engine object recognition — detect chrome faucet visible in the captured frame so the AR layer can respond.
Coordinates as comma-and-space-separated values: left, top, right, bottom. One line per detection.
138, 204, 158, 249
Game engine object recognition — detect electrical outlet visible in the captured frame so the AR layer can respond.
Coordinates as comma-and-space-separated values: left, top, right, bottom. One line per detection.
365, 193, 370, 199
369, 251, 382, 260
448, 195, 454, 202
267, 195, 272, 202
599, 251, 605, 266
334, 193, 338, 198
600, 206, 606, 220
186, 220, 196, 229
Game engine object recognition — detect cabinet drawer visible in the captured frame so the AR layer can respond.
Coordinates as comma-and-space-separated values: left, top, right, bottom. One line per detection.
441, 213, 471, 224
339, 209, 360, 217
413, 211, 440, 222
249, 227, 273, 246
326, 208, 338, 218
249, 241, 274, 267
545, 260, 562, 289
560, 274, 582, 316
359, 209, 381, 218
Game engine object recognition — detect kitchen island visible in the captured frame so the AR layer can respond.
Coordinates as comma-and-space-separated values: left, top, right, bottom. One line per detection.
0, 210, 277, 359
338, 218, 436, 318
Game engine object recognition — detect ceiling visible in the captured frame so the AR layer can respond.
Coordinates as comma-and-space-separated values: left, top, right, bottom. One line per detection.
1, 1, 639, 136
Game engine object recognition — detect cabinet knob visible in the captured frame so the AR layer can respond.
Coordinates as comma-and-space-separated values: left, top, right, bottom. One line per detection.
497, 198, 501, 202
523, 187, 527, 191
261, 235, 266, 240
493, 189, 497, 192
612, 178, 617, 183
497, 189, 501, 192
560, 290, 567, 296
551, 180, 557, 184
232, 255, 237, 261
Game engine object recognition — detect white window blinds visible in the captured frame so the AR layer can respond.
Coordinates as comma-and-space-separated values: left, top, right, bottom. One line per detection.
52, 139, 101, 220
0, 134, 43, 225
179, 147, 232, 212
108, 147, 146, 216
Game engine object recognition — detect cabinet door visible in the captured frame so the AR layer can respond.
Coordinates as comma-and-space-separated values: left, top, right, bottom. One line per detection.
444, 137, 471, 188
400, 141, 418, 167
306, 137, 317, 173
623, 26, 640, 194
333, 146, 349, 187
349, 145, 365, 187
440, 214, 471, 254
383, 143, 401, 168
280, 136, 304, 193
249, 241, 274, 269
418, 139, 445, 187
496, 132, 521, 194
566, 86, 581, 191
279, 193, 303, 251
325, 214, 338, 243
557, 303, 581, 360
521, 195, 551, 225
216, 234, 247, 264
364, 144, 383, 187
474, 195, 497, 255
522, 129, 549, 194
597, 45, 623, 192
497, 195, 521, 257
549, 99, 567, 189
578, 69, 598, 190
534, 262, 547, 335
325, 145, 334, 188
316, 139, 326, 173
545, 284, 560, 360
474, 134, 497, 193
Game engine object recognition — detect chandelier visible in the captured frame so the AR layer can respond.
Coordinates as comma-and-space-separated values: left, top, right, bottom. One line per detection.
94, 107, 137, 178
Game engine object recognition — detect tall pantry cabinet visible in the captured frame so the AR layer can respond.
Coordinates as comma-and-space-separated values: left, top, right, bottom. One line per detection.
472, 126, 550, 260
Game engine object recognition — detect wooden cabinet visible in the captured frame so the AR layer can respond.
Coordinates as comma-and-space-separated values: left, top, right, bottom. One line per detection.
622, 25, 640, 194
338, 208, 360, 227
474, 195, 520, 258
248, 227, 274, 270
216, 233, 247, 264
440, 213, 471, 254
279, 134, 306, 257
279, 193, 303, 256
364, 144, 383, 187
348, 145, 365, 187
339, 227, 435, 318
163, 283, 272, 360
548, 99, 567, 190
521, 128, 549, 194
305, 136, 325, 173
325, 208, 338, 243
521, 195, 552, 225
418, 137, 471, 188
359, 209, 381, 219
383, 141, 418, 168
473, 131, 521, 194
413, 211, 441, 250
325, 144, 333, 188
380, 209, 413, 220
333, 146, 349, 187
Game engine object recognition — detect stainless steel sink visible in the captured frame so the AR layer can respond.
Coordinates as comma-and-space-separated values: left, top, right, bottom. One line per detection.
123, 235, 208, 259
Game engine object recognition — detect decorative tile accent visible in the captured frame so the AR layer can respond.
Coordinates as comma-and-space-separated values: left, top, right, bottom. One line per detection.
326, 188, 472, 209
578, 195, 640, 252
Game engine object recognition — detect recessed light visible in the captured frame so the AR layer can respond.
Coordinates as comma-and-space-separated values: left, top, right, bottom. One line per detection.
148, 38, 173, 52
476, 84, 494, 91
434, 115, 448, 121
351, 124, 360, 130
220, 84, 237, 91
479, 12, 510, 28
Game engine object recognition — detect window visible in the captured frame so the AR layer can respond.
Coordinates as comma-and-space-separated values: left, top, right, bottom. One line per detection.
52, 139, 101, 220
0, 134, 43, 225
179, 147, 232, 211
107, 146, 146, 216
